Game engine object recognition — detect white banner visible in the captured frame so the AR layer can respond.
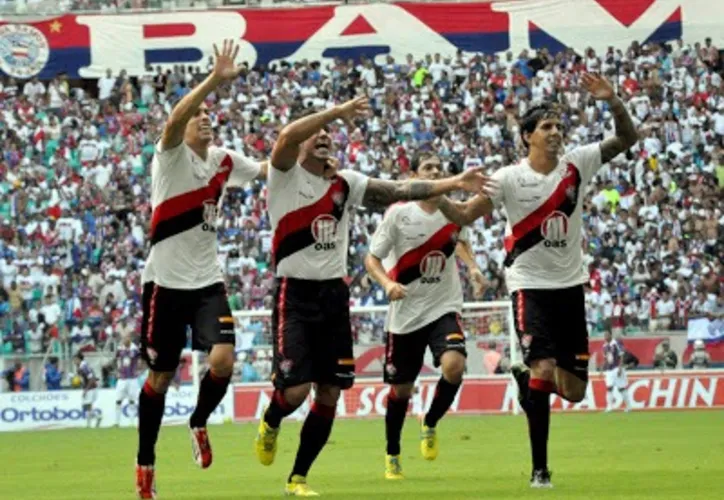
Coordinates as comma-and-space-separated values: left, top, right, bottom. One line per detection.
0, 386, 233, 433
687, 317, 724, 343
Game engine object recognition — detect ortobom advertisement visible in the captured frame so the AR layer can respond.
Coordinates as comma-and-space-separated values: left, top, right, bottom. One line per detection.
0, 0, 721, 79
0, 386, 233, 432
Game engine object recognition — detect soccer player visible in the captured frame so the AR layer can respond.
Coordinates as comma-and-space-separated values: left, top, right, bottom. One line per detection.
73, 352, 102, 428
253, 99, 489, 496
114, 334, 141, 426
363, 152, 484, 479
602, 330, 631, 413
135, 40, 266, 499
436, 73, 638, 487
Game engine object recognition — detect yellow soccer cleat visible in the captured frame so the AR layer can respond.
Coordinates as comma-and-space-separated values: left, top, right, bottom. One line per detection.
420, 420, 439, 461
254, 415, 279, 466
384, 454, 404, 480
284, 475, 319, 496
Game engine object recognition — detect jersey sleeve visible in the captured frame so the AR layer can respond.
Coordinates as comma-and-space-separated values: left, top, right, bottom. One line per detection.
565, 143, 602, 184
267, 162, 298, 191
369, 207, 398, 260
224, 150, 261, 187
457, 225, 472, 243
153, 140, 186, 173
338, 169, 369, 207
487, 167, 507, 208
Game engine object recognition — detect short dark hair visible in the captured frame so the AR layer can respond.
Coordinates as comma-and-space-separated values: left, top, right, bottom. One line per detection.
519, 102, 560, 148
410, 151, 438, 172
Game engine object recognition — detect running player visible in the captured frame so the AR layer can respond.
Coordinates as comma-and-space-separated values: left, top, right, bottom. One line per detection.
114, 334, 141, 426
436, 73, 638, 487
364, 152, 484, 479
602, 330, 631, 413
135, 40, 266, 499
253, 99, 489, 496
74, 352, 102, 428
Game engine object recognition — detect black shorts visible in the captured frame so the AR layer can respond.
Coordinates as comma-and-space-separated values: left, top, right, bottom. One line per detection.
511, 285, 589, 382
271, 278, 354, 390
140, 282, 234, 372
383, 312, 467, 385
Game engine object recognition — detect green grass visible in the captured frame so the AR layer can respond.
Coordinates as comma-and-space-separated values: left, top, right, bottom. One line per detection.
3, 411, 722, 499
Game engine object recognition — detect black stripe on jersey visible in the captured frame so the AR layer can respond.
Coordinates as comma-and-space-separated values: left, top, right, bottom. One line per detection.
396, 238, 457, 286
150, 206, 204, 246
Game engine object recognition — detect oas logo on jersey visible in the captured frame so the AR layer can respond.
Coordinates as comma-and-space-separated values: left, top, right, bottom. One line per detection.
311, 214, 338, 251
419, 250, 446, 284
541, 210, 568, 248
201, 199, 218, 232
0, 24, 50, 79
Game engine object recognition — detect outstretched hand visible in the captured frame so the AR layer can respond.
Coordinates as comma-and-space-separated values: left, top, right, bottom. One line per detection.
456, 167, 497, 194
581, 73, 615, 101
211, 39, 245, 82
337, 96, 371, 128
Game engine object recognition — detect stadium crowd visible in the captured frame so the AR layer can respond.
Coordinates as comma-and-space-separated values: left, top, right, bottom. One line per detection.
1, 36, 723, 366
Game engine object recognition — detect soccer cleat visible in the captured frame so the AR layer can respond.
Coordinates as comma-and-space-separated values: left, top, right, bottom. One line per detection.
511, 363, 531, 412
254, 414, 279, 466
420, 420, 439, 461
284, 475, 319, 496
384, 454, 404, 480
135, 464, 156, 499
530, 469, 553, 489
189, 425, 213, 469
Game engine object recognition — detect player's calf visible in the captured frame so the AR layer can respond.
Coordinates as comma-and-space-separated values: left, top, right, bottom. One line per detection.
385, 384, 412, 469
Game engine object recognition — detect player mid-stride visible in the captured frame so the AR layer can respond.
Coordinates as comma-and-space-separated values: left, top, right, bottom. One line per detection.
364, 152, 486, 480
74, 352, 102, 428
135, 40, 268, 499
436, 73, 638, 487
253, 97, 489, 496
602, 331, 631, 413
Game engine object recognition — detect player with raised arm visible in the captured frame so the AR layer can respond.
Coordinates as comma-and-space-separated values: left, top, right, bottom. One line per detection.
114, 334, 141, 427
74, 352, 102, 428
363, 152, 485, 480
436, 73, 638, 487
602, 330, 631, 413
135, 40, 268, 499
253, 99, 489, 496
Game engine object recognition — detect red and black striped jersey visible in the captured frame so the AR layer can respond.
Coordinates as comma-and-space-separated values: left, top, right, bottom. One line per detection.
267, 164, 368, 279
370, 202, 468, 334
141, 142, 260, 289
493, 143, 602, 292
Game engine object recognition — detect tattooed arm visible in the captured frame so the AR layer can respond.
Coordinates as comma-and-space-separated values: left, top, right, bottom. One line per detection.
600, 96, 638, 163
437, 195, 494, 226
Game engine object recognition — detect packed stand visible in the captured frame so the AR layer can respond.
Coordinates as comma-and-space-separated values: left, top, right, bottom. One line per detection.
1, 39, 723, 362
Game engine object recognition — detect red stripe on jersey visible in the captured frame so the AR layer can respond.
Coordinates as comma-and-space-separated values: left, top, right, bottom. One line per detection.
271, 177, 347, 260
387, 223, 460, 282
149, 154, 233, 238
504, 163, 578, 253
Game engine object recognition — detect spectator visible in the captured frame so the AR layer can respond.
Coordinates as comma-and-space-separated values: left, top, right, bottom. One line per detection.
45, 356, 63, 390
654, 339, 678, 370
687, 339, 711, 368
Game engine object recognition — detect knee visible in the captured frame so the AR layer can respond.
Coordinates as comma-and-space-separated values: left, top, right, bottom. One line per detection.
390, 384, 415, 400
208, 345, 236, 377
315, 384, 341, 407
530, 359, 556, 381
147, 371, 174, 394
441, 352, 466, 384
284, 383, 312, 408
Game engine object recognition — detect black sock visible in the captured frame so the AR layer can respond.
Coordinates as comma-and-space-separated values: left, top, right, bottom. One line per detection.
527, 379, 552, 472
424, 377, 461, 428
190, 370, 230, 428
385, 389, 410, 456
289, 402, 336, 480
264, 389, 300, 429
137, 380, 166, 466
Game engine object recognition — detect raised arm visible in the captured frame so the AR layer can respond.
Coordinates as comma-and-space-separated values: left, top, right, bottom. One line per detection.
581, 73, 638, 163
161, 40, 243, 151
437, 194, 493, 226
271, 96, 370, 172
362, 168, 488, 209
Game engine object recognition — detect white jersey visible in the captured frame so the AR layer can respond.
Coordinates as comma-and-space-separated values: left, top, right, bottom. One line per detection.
268, 164, 368, 279
489, 143, 602, 292
142, 142, 260, 289
370, 203, 468, 334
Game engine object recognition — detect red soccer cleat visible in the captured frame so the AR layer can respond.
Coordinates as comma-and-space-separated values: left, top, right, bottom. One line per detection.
135, 464, 156, 499
189, 426, 213, 469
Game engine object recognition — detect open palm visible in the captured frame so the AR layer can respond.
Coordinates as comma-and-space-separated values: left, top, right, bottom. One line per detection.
581, 73, 615, 100
212, 39, 244, 81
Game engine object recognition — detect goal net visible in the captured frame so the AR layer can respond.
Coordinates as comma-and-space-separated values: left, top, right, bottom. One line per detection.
218, 301, 520, 420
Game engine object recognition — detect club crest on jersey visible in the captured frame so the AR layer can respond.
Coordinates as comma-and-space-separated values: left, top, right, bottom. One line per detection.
311, 214, 338, 251
520, 334, 532, 349
279, 359, 293, 376
385, 363, 397, 377
419, 250, 446, 284
201, 199, 218, 232
540, 210, 569, 248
